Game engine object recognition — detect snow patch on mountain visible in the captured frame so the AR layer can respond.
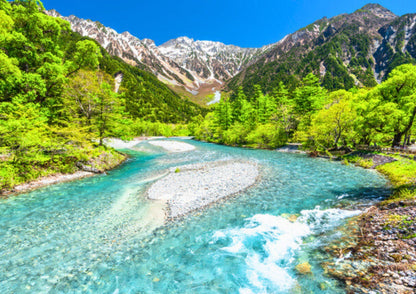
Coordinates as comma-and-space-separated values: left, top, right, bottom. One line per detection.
46, 9, 273, 93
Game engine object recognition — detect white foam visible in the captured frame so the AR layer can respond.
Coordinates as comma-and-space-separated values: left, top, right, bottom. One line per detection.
214, 214, 309, 292
212, 207, 362, 292
337, 193, 349, 199
298, 206, 361, 233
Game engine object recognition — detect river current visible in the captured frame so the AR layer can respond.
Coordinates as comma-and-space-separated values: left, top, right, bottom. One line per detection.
0, 140, 389, 293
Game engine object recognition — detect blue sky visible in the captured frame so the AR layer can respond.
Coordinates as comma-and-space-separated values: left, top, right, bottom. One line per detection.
42, 0, 416, 47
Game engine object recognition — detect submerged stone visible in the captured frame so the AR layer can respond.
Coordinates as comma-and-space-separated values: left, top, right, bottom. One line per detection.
295, 262, 312, 274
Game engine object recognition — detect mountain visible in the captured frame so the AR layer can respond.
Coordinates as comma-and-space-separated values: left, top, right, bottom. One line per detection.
158, 37, 268, 85
47, 10, 268, 98
48, 4, 416, 98
227, 4, 416, 93
44, 12, 204, 122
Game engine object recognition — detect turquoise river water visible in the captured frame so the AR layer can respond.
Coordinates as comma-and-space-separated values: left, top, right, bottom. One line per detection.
0, 140, 390, 293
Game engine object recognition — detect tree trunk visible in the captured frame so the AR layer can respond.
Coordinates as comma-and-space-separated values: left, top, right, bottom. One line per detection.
392, 107, 416, 148
392, 132, 402, 148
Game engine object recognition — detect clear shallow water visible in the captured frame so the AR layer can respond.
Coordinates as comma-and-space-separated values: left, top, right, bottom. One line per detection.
0, 140, 389, 293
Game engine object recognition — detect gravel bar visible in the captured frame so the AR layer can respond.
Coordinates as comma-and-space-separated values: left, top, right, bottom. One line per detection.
147, 140, 196, 152
147, 160, 259, 219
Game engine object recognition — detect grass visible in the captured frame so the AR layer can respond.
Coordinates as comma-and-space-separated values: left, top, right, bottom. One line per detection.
383, 214, 415, 239
374, 157, 416, 205
342, 151, 416, 204
342, 155, 374, 168
376, 158, 416, 186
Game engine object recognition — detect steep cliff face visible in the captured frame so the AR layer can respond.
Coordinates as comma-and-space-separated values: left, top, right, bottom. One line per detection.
227, 4, 410, 92
158, 36, 268, 81
47, 11, 194, 89
374, 13, 416, 81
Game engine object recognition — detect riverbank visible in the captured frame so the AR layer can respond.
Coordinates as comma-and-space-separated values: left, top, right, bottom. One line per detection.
146, 160, 259, 219
323, 152, 416, 293
0, 137, 199, 197
1, 147, 127, 197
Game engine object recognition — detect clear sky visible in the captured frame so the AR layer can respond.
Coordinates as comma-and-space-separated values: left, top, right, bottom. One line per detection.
41, 0, 416, 48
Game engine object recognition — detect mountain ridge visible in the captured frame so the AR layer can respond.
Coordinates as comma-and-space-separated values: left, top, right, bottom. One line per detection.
47, 9, 270, 98
226, 3, 416, 93
48, 3, 416, 98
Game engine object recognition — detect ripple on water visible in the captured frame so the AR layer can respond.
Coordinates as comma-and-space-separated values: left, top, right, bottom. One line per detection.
0, 140, 389, 293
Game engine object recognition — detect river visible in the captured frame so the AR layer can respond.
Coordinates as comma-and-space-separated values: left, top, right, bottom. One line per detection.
0, 139, 389, 293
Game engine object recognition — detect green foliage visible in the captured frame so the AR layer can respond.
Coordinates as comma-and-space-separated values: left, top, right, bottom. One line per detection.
194, 83, 296, 148
226, 12, 416, 94
196, 63, 416, 155
294, 73, 327, 116
354, 64, 416, 147
245, 124, 286, 148
298, 90, 356, 151
0, 0, 202, 191
99, 53, 204, 123
222, 122, 250, 146
376, 158, 416, 187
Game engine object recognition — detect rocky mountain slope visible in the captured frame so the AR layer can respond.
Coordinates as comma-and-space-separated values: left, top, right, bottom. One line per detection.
48, 4, 416, 97
47, 10, 267, 96
227, 4, 416, 92
158, 37, 267, 84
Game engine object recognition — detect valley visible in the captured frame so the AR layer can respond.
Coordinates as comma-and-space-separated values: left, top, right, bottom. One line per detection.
1, 1, 416, 293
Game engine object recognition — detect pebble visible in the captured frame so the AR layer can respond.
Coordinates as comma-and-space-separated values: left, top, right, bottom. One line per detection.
147, 160, 259, 219
323, 203, 416, 293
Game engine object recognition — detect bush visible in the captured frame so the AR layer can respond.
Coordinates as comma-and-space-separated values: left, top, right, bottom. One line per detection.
245, 123, 287, 149
222, 122, 249, 146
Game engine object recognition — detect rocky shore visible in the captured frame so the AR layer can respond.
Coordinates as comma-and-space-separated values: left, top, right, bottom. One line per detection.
324, 205, 416, 293
3, 171, 95, 196
147, 160, 259, 219
323, 153, 416, 293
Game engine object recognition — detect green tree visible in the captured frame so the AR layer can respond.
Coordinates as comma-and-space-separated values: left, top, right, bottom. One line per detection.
213, 96, 233, 130
231, 86, 246, 122
376, 64, 416, 147
302, 90, 357, 150
294, 73, 327, 116
271, 82, 295, 136
67, 40, 102, 76
93, 81, 123, 145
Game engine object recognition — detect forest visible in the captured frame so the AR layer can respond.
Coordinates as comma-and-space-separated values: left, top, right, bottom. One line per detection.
196, 66, 416, 152
0, 0, 201, 190
1, 0, 416, 191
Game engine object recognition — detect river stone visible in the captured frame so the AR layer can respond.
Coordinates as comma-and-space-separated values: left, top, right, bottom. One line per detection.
295, 262, 312, 274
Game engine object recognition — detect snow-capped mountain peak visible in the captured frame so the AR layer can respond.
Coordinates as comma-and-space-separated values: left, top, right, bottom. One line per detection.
46, 10, 269, 95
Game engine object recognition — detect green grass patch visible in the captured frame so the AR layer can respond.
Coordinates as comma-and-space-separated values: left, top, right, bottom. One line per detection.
343, 155, 373, 168
381, 186, 416, 205
376, 158, 416, 187
375, 157, 416, 204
